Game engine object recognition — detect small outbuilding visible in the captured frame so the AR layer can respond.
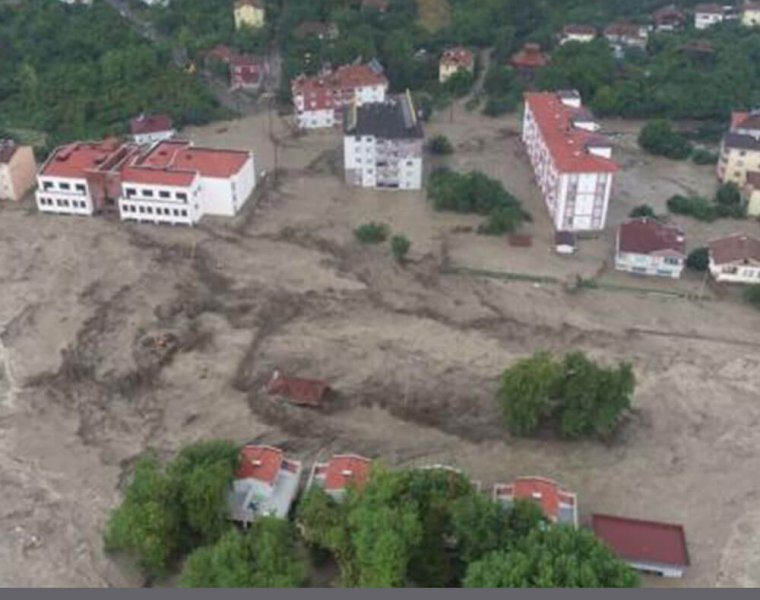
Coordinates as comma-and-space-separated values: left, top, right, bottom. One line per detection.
555, 231, 577, 255
267, 370, 330, 408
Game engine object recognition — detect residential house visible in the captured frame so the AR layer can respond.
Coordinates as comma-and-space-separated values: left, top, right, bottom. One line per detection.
522, 90, 618, 232
604, 23, 649, 53
228, 445, 302, 524
742, 1, 760, 25
615, 218, 686, 279
509, 43, 549, 79
559, 24, 597, 45
708, 233, 760, 284
439, 46, 475, 83
292, 63, 388, 129
307, 454, 373, 501
492, 477, 578, 527
695, 3, 729, 28
267, 370, 330, 408
592, 514, 689, 578
653, 6, 686, 31
343, 91, 424, 191
229, 54, 269, 91
718, 110, 760, 186
0, 140, 37, 202
743, 171, 760, 216
119, 140, 256, 225
129, 114, 176, 146
234, 0, 265, 30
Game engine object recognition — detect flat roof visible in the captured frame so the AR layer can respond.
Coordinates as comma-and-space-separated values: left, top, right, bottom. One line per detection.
139, 141, 251, 178
40, 140, 127, 179
592, 514, 690, 568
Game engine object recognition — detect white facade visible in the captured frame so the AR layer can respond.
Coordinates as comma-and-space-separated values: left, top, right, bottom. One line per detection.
132, 129, 176, 146
36, 176, 94, 216
293, 78, 388, 130
296, 107, 335, 130
709, 259, 760, 283
120, 178, 201, 226
201, 154, 256, 216
344, 135, 423, 190
695, 10, 725, 29
615, 251, 685, 279
560, 32, 596, 45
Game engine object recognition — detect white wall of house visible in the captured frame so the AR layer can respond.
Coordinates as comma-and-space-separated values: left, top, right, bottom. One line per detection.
709, 260, 760, 284
560, 33, 595, 45
627, 560, 684, 579
355, 83, 387, 105
133, 130, 176, 146
615, 251, 684, 278
695, 12, 724, 29
119, 179, 201, 226
35, 176, 94, 216
344, 135, 422, 190
297, 107, 336, 129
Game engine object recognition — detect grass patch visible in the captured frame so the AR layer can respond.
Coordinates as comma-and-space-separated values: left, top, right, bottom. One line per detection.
417, 0, 451, 32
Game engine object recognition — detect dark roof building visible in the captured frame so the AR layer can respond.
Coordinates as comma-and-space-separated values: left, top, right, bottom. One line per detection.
617, 218, 686, 256
345, 92, 424, 140
592, 514, 690, 578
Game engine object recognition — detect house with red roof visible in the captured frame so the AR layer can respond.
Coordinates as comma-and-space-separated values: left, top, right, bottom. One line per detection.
439, 46, 475, 83
592, 514, 689, 578
229, 53, 269, 91
615, 218, 686, 279
695, 4, 731, 29
307, 454, 373, 501
509, 43, 549, 78
129, 114, 176, 146
228, 445, 303, 523
653, 5, 686, 32
267, 370, 330, 408
708, 233, 760, 284
604, 23, 649, 51
493, 477, 578, 527
559, 24, 597, 45
291, 63, 389, 129
522, 90, 618, 232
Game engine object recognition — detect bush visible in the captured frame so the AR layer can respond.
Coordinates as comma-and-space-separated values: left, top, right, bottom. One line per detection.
744, 285, 760, 309
354, 222, 390, 244
638, 120, 692, 160
427, 135, 454, 155
482, 94, 519, 117
715, 182, 742, 206
443, 70, 475, 98
629, 204, 656, 219
686, 247, 710, 272
692, 148, 719, 165
478, 206, 527, 235
666, 194, 717, 222
390, 235, 411, 262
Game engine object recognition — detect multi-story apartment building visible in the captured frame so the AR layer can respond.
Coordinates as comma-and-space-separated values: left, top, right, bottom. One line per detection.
522, 90, 618, 232
0, 140, 37, 202
291, 63, 388, 129
718, 110, 760, 185
35, 139, 256, 226
343, 92, 424, 191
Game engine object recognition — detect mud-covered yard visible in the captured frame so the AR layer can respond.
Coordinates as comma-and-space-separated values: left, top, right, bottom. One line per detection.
1, 105, 760, 587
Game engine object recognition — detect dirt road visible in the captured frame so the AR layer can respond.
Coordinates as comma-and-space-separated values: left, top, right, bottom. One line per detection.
1, 107, 760, 587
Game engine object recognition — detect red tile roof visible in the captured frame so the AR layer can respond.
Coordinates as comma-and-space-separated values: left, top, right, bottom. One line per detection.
524, 92, 619, 174
129, 114, 173, 136
292, 64, 388, 97
709, 234, 760, 265
696, 3, 725, 15
592, 514, 690, 568
562, 24, 597, 36
40, 139, 128, 179
510, 43, 549, 69
236, 445, 284, 484
267, 371, 330, 407
323, 455, 372, 491
618, 218, 686, 256
206, 45, 235, 64
440, 46, 474, 69
139, 141, 250, 178
497, 477, 575, 521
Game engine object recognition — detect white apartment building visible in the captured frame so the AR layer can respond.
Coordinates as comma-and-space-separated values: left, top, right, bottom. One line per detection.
292, 63, 388, 129
522, 90, 618, 232
344, 92, 424, 191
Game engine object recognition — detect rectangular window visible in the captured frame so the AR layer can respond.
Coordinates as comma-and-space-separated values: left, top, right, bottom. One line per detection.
75, 184, 86, 193
143, 190, 154, 198
159, 191, 170, 199
43, 182, 53, 191
181, 210, 188, 217
177, 192, 188, 202
173, 209, 179, 216
60, 183, 70, 191
126, 188, 136, 197
139, 206, 145, 214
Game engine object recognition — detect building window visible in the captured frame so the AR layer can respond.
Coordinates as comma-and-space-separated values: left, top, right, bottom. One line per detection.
177, 192, 187, 202
159, 191, 170, 199
60, 183, 70, 191
181, 210, 188, 217
75, 184, 86, 193
43, 182, 53, 191
139, 206, 145, 214
126, 188, 136, 198
143, 190, 154, 198
173, 209, 179, 216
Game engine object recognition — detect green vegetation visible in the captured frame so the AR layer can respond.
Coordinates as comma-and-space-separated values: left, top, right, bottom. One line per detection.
667, 183, 746, 222
692, 148, 719, 166
105, 441, 238, 576
686, 247, 710, 272
354, 222, 390, 244
390, 235, 412, 263
497, 351, 635, 439
638, 120, 692, 160
744, 285, 760, 309
428, 169, 531, 235
629, 204, 656, 219
427, 134, 454, 155
0, 1, 220, 147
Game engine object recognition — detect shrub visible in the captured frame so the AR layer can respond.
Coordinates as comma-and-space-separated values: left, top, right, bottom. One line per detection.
686, 247, 709, 272
629, 204, 656, 219
390, 235, 411, 262
744, 285, 760, 309
354, 222, 390, 244
715, 182, 742, 207
666, 194, 717, 222
477, 206, 527, 235
638, 120, 692, 160
443, 70, 475, 98
427, 135, 454, 155
692, 148, 719, 165
482, 95, 519, 117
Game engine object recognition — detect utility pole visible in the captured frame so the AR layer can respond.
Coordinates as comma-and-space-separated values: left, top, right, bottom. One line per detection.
269, 94, 279, 187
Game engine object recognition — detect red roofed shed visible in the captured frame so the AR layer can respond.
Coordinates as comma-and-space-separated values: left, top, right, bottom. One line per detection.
267, 371, 330, 407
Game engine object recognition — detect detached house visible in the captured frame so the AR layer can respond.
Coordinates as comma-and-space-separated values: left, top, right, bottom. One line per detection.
129, 114, 175, 146
493, 476, 578, 527
718, 110, 760, 186
0, 140, 37, 202
228, 445, 302, 524
234, 0, 265, 30
742, 1, 760, 26
307, 454, 373, 501
509, 44, 549, 80
695, 4, 729, 29
615, 218, 686, 279
653, 6, 686, 31
604, 23, 649, 51
559, 24, 597, 45
439, 46, 475, 83
708, 233, 760, 284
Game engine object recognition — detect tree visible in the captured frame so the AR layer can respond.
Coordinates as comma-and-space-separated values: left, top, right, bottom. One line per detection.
629, 204, 656, 219
638, 120, 692, 160
497, 352, 562, 436
744, 285, 760, 309
354, 222, 390, 244
443, 69, 475, 98
463, 527, 639, 588
450, 493, 511, 564
179, 520, 306, 588
667, 195, 718, 222
390, 235, 411, 263
427, 134, 454, 155
686, 247, 709, 272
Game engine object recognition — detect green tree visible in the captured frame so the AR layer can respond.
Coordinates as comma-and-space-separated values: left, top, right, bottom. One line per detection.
443, 69, 475, 98
744, 285, 760, 309
450, 493, 511, 564
390, 235, 411, 263
686, 247, 710, 272
497, 352, 562, 436
638, 120, 692, 160
629, 204, 656, 219
427, 134, 454, 155
354, 222, 390, 244
464, 527, 639, 588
